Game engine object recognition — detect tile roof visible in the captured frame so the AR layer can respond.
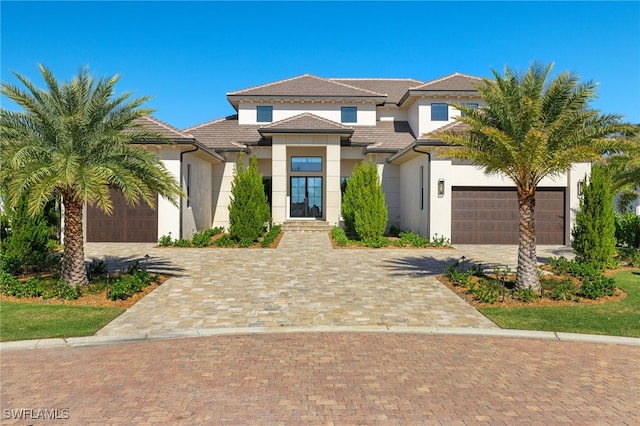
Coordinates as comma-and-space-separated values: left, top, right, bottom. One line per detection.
420, 120, 470, 141
259, 113, 354, 135
133, 116, 195, 141
185, 115, 263, 150
227, 74, 386, 99
409, 73, 484, 91
329, 78, 424, 104
184, 115, 417, 152
351, 121, 416, 151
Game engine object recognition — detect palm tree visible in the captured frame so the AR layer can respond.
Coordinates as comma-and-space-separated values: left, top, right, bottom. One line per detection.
0, 65, 183, 287
435, 62, 627, 291
607, 129, 640, 211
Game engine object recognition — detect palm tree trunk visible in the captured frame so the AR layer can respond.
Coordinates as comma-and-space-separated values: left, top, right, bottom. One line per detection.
516, 191, 541, 291
61, 196, 88, 287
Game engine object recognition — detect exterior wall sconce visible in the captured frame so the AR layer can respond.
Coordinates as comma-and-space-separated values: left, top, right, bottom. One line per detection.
577, 179, 584, 196
438, 179, 445, 198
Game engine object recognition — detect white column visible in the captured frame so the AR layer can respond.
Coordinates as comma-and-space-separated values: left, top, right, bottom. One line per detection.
157, 147, 182, 239
325, 138, 341, 225
429, 159, 453, 240
271, 140, 287, 224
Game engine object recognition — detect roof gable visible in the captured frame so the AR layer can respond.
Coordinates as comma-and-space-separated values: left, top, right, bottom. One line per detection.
410, 73, 484, 91
133, 116, 195, 141
329, 78, 424, 104
227, 74, 386, 99
258, 113, 354, 136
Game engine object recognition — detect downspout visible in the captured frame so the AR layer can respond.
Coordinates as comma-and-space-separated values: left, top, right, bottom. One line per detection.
412, 144, 431, 237
179, 145, 199, 239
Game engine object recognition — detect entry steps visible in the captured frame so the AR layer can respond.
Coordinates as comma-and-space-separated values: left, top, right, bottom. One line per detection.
281, 220, 333, 233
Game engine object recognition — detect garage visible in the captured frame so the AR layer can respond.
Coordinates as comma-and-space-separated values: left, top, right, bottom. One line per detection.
451, 187, 565, 244
86, 189, 158, 242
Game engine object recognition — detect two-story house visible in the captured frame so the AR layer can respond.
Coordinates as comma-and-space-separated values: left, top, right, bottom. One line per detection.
85, 73, 588, 245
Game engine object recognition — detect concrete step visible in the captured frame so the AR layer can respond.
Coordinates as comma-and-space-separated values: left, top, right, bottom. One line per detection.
281, 221, 333, 233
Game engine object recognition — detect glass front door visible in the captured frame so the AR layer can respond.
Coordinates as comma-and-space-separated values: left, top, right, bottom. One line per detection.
290, 177, 322, 218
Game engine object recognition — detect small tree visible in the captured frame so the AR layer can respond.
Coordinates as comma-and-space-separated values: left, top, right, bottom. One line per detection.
342, 160, 388, 240
1, 193, 52, 274
228, 153, 270, 244
572, 164, 617, 265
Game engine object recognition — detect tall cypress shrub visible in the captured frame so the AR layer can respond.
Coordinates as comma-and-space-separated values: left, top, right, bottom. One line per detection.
228, 153, 270, 244
341, 160, 388, 240
572, 164, 617, 266
1, 193, 52, 274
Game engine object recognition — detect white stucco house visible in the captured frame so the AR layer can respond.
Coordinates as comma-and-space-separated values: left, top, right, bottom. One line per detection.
85, 73, 588, 245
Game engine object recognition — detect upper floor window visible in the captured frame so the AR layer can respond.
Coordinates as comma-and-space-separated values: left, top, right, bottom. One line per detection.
291, 156, 322, 172
341, 107, 357, 123
431, 103, 448, 121
461, 103, 478, 117
257, 106, 273, 123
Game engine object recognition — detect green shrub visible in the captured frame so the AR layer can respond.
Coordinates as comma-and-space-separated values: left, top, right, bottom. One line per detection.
228, 153, 270, 243
342, 160, 388, 240
514, 286, 538, 303
399, 231, 429, 248
615, 213, 640, 248
211, 227, 225, 235
579, 275, 616, 299
0, 270, 22, 296
388, 225, 404, 237
191, 230, 213, 247
261, 225, 282, 247
1, 193, 53, 274
430, 234, 452, 247
331, 226, 349, 247
158, 233, 173, 246
87, 259, 108, 280
546, 279, 576, 301
469, 278, 500, 303
174, 238, 191, 247
617, 247, 640, 267
44, 280, 81, 300
107, 263, 155, 301
214, 234, 235, 247
363, 236, 389, 248
572, 165, 617, 266
238, 238, 253, 248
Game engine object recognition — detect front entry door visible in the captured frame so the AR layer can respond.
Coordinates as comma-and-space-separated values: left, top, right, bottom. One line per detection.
291, 177, 322, 218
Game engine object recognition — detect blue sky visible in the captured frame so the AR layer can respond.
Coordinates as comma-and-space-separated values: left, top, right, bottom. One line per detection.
2, 1, 639, 129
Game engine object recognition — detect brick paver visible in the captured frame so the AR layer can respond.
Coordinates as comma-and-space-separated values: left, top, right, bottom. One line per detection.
2, 333, 638, 424
85, 233, 572, 337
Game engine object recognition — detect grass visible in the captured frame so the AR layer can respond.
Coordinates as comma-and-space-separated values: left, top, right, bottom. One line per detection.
0, 301, 124, 342
479, 270, 640, 338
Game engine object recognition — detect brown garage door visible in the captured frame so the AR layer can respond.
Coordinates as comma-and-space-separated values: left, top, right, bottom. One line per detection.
87, 189, 158, 242
451, 187, 565, 244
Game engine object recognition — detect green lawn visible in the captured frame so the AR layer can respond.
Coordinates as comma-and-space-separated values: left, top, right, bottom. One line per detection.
480, 270, 640, 338
0, 302, 124, 342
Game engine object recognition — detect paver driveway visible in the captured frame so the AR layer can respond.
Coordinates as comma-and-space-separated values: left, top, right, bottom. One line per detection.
86, 232, 573, 337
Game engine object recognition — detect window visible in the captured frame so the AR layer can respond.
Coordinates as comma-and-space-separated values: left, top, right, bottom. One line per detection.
461, 103, 478, 117
341, 107, 357, 123
291, 156, 322, 172
186, 164, 191, 208
262, 177, 272, 212
420, 166, 424, 211
431, 103, 448, 121
257, 106, 273, 123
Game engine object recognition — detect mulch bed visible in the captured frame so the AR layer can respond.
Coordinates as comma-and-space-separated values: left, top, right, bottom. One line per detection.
437, 270, 630, 308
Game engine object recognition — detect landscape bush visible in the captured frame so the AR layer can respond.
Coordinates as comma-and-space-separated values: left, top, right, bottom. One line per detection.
228, 153, 270, 243
0, 193, 54, 274
615, 213, 640, 248
342, 160, 388, 240
260, 225, 282, 247
572, 165, 617, 266
331, 226, 349, 247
